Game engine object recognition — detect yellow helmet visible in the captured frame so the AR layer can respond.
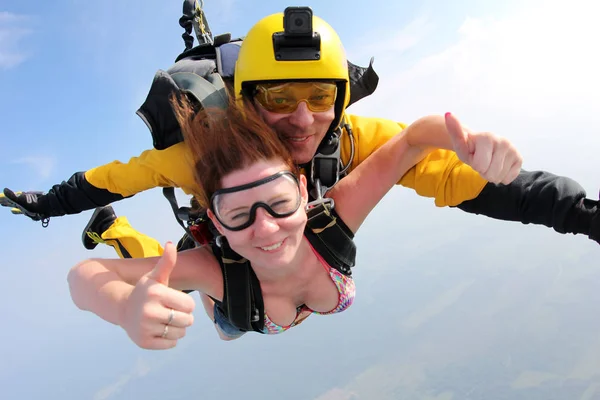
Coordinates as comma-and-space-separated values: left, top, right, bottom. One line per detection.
234, 11, 350, 131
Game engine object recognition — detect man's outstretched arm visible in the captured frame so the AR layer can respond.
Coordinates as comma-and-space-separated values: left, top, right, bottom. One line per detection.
456, 169, 599, 243
2, 143, 197, 221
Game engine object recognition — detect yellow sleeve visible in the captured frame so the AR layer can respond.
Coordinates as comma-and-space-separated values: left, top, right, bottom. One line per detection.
84, 142, 200, 197
342, 114, 488, 207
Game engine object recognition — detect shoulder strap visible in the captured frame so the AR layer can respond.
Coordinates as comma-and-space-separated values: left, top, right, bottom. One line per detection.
308, 118, 355, 207
212, 239, 265, 333
305, 203, 356, 276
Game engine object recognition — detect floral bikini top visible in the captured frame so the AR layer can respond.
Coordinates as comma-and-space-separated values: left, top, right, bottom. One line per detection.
261, 239, 356, 335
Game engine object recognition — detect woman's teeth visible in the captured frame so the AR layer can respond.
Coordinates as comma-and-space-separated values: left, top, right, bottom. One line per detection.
260, 241, 283, 251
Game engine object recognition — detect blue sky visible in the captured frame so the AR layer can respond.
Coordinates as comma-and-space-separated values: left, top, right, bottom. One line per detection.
1, 0, 599, 399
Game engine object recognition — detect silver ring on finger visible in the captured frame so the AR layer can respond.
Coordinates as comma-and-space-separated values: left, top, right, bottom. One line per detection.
161, 325, 169, 339
166, 308, 175, 326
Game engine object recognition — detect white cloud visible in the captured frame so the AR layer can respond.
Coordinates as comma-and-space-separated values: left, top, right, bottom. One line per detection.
12, 156, 57, 179
352, 0, 600, 116
93, 358, 151, 400
347, 0, 600, 188
349, 15, 434, 62
0, 11, 23, 23
313, 387, 360, 400
0, 12, 32, 69
207, 0, 238, 24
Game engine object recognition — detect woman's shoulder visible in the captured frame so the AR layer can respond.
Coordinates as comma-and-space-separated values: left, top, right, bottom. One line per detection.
171, 245, 224, 299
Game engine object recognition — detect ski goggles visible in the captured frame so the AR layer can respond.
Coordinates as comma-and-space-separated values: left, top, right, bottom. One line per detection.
254, 81, 337, 114
210, 171, 302, 231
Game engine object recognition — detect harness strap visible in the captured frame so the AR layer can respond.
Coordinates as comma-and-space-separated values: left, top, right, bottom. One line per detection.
162, 187, 204, 247
308, 118, 355, 208
305, 203, 356, 276
212, 240, 264, 333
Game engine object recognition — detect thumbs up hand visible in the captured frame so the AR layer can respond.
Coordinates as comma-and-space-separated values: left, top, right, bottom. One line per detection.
121, 242, 196, 350
445, 112, 522, 185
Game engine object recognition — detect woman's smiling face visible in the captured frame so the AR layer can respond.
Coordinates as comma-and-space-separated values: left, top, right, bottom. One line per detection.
209, 158, 308, 270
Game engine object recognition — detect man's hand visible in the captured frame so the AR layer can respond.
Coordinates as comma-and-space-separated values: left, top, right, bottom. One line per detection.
445, 112, 523, 185
1, 188, 49, 222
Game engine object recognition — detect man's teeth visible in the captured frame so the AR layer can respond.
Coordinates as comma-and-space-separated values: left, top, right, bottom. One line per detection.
288, 137, 308, 142
260, 241, 283, 251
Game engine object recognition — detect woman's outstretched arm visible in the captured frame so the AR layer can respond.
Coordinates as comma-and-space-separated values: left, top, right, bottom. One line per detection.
67, 243, 223, 349
329, 113, 522, 233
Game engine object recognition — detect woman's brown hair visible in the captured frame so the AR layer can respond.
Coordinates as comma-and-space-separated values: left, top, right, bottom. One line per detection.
172, 94, 297, 208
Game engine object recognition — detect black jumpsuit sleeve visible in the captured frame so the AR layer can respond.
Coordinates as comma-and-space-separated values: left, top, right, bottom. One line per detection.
38, 172, 128, 217
456, 169, 598, 241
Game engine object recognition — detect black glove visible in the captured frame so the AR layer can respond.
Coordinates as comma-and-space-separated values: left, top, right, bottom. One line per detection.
588, 191, 600, 245
1, 188, 50, 226
567, 190, 600, 245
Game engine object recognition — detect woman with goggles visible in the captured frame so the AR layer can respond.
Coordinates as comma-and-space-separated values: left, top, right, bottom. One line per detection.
67, 95, 522, 348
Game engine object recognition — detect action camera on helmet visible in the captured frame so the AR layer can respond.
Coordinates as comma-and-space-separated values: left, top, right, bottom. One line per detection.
273, 6, 321, 61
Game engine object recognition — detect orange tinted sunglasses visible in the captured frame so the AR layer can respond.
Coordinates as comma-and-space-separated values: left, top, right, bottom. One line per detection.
254, 81, 337, 114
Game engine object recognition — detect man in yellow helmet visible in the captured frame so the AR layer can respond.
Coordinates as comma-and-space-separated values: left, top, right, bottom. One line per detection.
2, 8, 598, 259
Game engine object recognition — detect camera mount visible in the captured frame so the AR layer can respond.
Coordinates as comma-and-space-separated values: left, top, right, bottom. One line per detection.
273, 6, 321, 61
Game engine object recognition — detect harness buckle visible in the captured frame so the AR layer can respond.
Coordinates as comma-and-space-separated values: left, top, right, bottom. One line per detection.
309, 131, 341, 207
307, 178, 336, 209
